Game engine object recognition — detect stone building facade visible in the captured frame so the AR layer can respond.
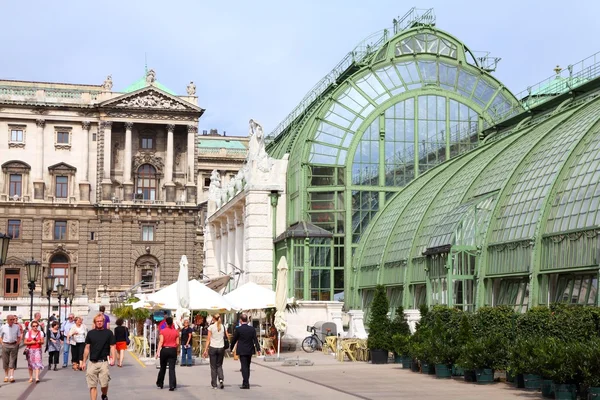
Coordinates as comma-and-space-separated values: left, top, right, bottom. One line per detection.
0, 71, 213, 318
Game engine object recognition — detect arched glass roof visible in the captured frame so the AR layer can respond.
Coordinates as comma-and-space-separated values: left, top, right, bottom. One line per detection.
354, 90, 600, 301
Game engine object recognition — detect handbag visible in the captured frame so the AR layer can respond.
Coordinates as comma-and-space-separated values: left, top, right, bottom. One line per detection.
223, 331, 230, 349
125, 328, 131, 346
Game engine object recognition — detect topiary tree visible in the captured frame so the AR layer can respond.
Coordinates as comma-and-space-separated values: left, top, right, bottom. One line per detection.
390, 306, 411, 336
367, 285, 392, 351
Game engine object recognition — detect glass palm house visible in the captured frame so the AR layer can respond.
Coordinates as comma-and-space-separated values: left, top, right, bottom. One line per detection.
267, 8, 600, 314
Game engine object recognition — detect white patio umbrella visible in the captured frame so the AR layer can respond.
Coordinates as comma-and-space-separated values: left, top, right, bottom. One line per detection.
147, 279, 234, 312
274, 256, 289, 358
223, 282, 276, 311
175, 255, 191, 326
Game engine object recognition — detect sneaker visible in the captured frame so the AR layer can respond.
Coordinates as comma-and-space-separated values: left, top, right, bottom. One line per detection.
212, 386, 217, 390
62, 364, 67, 368
219, 380, 224, 389
101, 395, 108, 400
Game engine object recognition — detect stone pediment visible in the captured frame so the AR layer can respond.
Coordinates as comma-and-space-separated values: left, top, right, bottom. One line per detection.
48, 162, 77, 174
100, 86, 202, 113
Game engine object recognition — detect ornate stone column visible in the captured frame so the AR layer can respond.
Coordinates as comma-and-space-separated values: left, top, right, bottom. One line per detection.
165, 124, 176, 203
33, 119, 45, 199
79, 121, 91, 202
123, 122, 134, 201
185, 124, 198, 203
101, 121, 113, 201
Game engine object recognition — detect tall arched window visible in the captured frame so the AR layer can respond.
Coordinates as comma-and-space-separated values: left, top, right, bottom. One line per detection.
50, 254, 69, 290
136, 164, 157, 200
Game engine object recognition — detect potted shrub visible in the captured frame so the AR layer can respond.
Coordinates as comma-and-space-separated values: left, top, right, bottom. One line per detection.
366, 285, 391, 364
508, 336, 543, 390
459, 334, 507, 384
390, 306, 411, 366
579, 338, 600, 399
539, 338, 578, 400
391, 334, 410, 368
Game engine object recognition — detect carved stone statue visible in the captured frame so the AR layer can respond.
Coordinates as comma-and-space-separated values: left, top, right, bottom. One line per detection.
186, 81, 196, 96
208, 169, 222, 205
102, 75, 113, 91
146, 69, 156, 85
248, 119, 273, 173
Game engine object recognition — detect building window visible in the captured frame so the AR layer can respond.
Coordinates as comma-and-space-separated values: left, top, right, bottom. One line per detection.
4, 269, 20, 297
136, 164, 157, 200
92, 132, 97, 141
142, 225, 154, 241
141, 268, 154, 288
7, 220, 20, 239
204, 177, 211, 188
11, 129, 23, 142
57, 132, 69, 144
55, 176, 68, 198
50, 254, 69, 289
2, 306, 17, 311
54, 221, 67, 240
54, 128, 72, 149
141, 137, 153, 149
9, 174, 22, 197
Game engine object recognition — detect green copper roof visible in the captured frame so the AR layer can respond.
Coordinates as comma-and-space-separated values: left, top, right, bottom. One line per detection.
198, 139, 247, 150
123, 77, 176, 96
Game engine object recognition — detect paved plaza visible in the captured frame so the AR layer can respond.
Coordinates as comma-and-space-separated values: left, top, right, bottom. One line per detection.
1, 346, 539, 399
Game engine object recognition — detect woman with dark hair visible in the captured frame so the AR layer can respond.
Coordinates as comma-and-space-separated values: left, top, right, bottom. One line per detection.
155, 317, 179, 391
114, 318, 129, 367
24, 320, 45, 383
47, 321, 62, 371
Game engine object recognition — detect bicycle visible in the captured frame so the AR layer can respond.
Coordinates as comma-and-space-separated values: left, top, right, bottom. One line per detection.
301, 326, 324, 353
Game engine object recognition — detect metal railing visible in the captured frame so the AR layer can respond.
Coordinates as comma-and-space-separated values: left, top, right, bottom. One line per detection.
489, 51, 600, 126
267, 8, 436, 142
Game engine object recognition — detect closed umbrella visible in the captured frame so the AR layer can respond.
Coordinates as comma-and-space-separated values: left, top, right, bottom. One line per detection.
274, 256, 288, 358
176, 255, 191, 326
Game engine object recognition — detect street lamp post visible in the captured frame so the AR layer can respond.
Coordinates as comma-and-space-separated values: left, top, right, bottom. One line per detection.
25, 258, 41, 322
56, 283, 65, 324
63, 289, 69, 319
68, 291, 74, 315
45, 275, 56, 322
0, 232, 11, 266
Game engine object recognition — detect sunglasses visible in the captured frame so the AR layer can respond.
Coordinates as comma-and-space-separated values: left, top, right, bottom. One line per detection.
32, 325, 39, 328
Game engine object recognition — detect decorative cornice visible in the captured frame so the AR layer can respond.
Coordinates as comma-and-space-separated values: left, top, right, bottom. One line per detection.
106, 111, 197, 122
81, 121, 91, 130
101, 121, 113, 129
187, 125, 198, 133
125, 122, 134, 130
36, 119, 45, 128
8, 142, 25, 149
166, 124, 175, 132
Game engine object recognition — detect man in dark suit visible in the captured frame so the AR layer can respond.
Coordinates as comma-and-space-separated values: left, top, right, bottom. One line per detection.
230, 313, 261, 389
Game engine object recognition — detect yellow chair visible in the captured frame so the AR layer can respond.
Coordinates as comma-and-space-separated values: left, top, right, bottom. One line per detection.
133, 336, 142, 355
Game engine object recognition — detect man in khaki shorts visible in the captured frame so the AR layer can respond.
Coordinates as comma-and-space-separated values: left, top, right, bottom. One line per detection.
1, 315, 21, 383
82, 314, 116, 400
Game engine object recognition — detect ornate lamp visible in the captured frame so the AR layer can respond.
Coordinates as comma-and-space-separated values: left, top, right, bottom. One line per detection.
62, 289, 69, 321
68, 291, 75, 314
45, 275, 56, 323
0, 232, 10, 266
24, 258, 41, 321
56, 283, 65, 324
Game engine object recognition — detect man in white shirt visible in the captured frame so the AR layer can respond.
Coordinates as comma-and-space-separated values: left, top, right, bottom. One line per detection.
61, 313, 76, 368
0, 314, 22, 383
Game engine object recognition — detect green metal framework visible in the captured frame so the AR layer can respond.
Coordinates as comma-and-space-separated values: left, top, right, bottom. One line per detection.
266, 10, 522, 302
354, 80, 600, 311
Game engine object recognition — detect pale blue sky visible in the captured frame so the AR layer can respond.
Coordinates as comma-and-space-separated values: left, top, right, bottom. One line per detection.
2, 1, 599, 136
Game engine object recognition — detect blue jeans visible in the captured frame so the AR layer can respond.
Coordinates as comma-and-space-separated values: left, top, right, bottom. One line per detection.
63, 343, 70, 365
181, 345, 192, 366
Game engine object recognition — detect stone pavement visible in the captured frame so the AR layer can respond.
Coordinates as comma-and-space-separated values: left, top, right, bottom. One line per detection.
0, 344, 541, 400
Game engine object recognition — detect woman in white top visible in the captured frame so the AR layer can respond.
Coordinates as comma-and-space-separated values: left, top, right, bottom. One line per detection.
66, 317, 87, 371
203, 314, 226, 389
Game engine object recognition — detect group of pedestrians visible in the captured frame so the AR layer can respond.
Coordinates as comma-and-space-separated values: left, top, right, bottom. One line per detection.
0, 306, 117, 400
155, 312, 262, 392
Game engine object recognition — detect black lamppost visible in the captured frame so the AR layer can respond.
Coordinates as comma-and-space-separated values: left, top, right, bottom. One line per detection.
45, 275, 56, 322
63, 289, 70, 318
68, 291, 74, 315
56, 283, 65, 324
0, 232, 11, 266
25, 258, 41, 322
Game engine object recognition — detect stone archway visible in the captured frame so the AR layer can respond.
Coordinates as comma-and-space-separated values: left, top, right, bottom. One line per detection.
134, 255, 160, 290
